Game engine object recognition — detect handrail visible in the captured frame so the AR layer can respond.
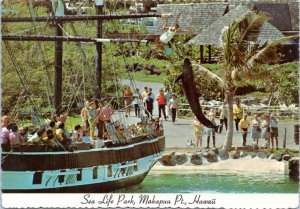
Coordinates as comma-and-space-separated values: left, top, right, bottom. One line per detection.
177, 103, 298, 117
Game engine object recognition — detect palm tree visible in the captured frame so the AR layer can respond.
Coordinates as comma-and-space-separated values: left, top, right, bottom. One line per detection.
195, 12, 297, 152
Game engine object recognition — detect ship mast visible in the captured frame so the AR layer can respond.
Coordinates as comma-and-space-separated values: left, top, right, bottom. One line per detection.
52, 0, 64, 115
95, 0, 104, 100
2, 1, 165, 114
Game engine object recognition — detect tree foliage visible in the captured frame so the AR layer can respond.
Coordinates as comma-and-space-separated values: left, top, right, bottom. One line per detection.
205, 12, 298, 152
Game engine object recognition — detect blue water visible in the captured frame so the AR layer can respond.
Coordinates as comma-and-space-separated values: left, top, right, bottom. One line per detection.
116, 172, 299, 193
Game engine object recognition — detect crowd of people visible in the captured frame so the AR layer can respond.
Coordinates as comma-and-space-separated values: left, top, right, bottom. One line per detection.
122, 86, 179, 125
192, 98, 280, 150
0, 86, 171, 150
1, 88, 281, 151
1, 113, 73, 150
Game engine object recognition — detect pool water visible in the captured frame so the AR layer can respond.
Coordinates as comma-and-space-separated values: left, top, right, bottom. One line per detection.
116, 172, 299, 193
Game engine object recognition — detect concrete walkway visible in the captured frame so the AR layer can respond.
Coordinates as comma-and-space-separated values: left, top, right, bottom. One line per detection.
112, 112, 299, 151
119, 80, 299, 150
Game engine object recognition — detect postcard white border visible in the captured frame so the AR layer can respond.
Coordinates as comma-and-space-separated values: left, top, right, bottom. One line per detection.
1, 193, 299, 208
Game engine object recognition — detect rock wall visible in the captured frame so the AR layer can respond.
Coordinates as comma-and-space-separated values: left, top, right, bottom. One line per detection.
156, 149, 298, 179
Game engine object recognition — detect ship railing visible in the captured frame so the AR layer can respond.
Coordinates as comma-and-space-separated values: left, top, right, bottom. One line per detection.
45, 170, 80, 176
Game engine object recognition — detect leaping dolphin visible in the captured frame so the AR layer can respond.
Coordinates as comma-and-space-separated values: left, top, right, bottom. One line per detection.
175, 58, 218, 130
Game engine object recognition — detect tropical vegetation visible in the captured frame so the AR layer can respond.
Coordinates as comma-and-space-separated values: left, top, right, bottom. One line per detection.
195, 12, 298, 152
2, 1, 298, 147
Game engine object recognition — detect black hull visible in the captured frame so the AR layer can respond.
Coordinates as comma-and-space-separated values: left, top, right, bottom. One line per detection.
2, 137, 165, 171
2, 172, 148, 193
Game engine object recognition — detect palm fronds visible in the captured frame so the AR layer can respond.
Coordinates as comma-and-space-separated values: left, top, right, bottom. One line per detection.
192, 63, 224, 86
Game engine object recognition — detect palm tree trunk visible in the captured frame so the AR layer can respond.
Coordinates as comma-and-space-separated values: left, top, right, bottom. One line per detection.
223, 86, 234, 152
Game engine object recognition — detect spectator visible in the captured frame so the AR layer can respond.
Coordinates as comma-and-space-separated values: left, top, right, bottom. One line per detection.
218, 101, 228, 133
1, 123, 11, 145
144, 120, 154, 138
81, 100, 90, 133
128, 124, 137, 137
148, 88, 155, 100
98, 101, 114, 139
156, 89, 167, 120
47, 120, 56, 135
207, 108, 215, 117
270, 113, 279, 150
168, 94, 179, 125
239, 114, 250, 146
132, 88, 141, 117
136, 122, 144, 136
141, 87, 148, 103
206, 116, 216, 148
96, 101, 104, 138
261, 115, 271, 148
145, 93, 154, 119
194, 117, 203, 148
55, 122, 72, 145
123, 86, 133, 117
59, 109, 68, 124
233, 98, 243, 132
72, 125, 83, 143
28, 128, 46, 144
251, 114, 261, 146
88, 101, 97, 140
9, 123, 24, 145
164, 87, 172, 116
2, 114, 11, 128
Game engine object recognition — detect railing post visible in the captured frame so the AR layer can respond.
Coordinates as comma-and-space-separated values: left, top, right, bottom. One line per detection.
283, 128, 287, 149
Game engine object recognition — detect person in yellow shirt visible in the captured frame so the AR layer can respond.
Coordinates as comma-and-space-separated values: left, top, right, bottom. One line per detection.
193, 117, 203, 148
141, 87, 148, 103
233, 99, 243, 132
239, 114, 250, 146
81, 100, 89, 133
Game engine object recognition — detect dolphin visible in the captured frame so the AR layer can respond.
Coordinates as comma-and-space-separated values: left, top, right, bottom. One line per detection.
175, 58, 218, 130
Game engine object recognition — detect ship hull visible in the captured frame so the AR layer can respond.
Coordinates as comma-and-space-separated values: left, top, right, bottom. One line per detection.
2, 171, 148, 193
2, 136, 165, 193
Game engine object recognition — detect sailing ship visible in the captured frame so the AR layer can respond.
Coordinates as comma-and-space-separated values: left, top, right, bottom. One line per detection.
1, 0, 165, 193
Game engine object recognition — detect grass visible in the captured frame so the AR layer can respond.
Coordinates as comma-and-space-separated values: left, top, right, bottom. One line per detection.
270, 148, 299, 156
17, 116, 83, 131
128, 71, 167, 83
241, 92, 270, 98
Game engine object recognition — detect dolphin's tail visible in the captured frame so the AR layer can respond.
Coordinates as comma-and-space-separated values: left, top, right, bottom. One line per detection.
214, 125, 221, 134
195, 114, 215, 129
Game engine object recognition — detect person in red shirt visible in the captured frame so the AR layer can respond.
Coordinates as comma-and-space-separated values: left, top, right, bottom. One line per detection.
123, 87, 133, 117
98, 101, 114, 139
156, 89, 167, 120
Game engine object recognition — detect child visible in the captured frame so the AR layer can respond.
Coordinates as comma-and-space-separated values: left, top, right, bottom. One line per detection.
159, 118, 164, 136
128, 124, 137, 137
72, 125, 83, 143
136, 122, 144, 136
193, 117, 203, 148
144, 120, 153, 138
82, 130, 90, 143
261, 116, 271, 148
206, 116, 216, 148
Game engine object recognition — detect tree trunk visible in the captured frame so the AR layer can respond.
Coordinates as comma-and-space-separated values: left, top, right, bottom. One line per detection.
223, 86, 234, 152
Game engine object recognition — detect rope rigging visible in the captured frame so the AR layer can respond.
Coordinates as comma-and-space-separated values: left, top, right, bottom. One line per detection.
3, 40, 39, 117
28, 0, 53, 109
3, 0, 163, 130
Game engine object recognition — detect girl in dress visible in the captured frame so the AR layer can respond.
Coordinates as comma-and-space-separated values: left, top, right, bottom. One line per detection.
193, 117, 203, 148
251, 114, 261, 146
